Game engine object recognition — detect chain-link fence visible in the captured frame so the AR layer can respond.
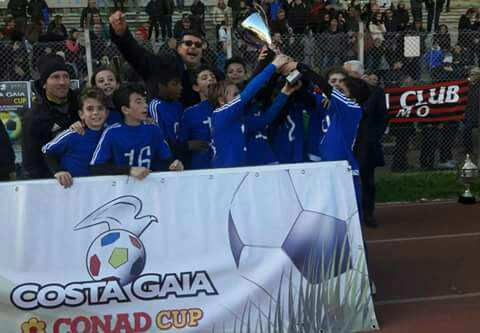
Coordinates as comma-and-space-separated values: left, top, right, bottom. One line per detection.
231, 29, 480, 173
1, 28, 479, 173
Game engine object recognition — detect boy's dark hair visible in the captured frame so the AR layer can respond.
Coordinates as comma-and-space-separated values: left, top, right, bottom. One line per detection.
192, 65, 217, 85
79, 87, 106, 110
90, 66, 121, 87
324, 66, 347, 79
225, 56, 247, 73
112, 83, 146, 111
146, 68, 182, 99
344, 77, 371, 105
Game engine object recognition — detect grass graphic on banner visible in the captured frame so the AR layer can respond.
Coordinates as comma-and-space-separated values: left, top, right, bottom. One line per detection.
214, 237, 377, 333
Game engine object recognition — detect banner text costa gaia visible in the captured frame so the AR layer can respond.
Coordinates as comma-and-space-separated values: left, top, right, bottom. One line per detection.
0, 163, 378, 333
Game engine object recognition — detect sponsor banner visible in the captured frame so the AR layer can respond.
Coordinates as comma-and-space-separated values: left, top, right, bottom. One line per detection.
385, 80, 469, 123
0, 163, 378, 333
0, 81, 30, 112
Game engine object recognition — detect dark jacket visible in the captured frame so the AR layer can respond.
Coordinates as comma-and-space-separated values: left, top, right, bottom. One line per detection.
22, 84, 79, 179
80, 5, 100, 28
0, 119, 15, 181
287, 2, 309, 34
110, 27, 205, 107
7, 0, 28, 18
354, 86, 388, 169
27, 0, 48, 22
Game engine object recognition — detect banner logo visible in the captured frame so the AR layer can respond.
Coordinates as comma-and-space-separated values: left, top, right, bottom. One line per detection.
74, 195, 157, 286
21, 317, 46, 333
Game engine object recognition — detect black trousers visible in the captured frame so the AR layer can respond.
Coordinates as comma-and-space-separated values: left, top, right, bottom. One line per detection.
360, 165, 376, 220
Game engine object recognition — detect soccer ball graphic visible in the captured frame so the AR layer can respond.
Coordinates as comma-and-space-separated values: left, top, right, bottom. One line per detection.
86, 229, 146, 286
228, 170, 351, 287
0, 112, 21, 141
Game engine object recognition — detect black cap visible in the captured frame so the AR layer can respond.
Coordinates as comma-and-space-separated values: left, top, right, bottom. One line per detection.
37, 55, 69, 86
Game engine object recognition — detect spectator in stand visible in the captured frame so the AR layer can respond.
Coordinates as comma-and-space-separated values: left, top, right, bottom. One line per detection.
432, 24, 450, 52
383, 8, 398, 32
110, 11, 212, 108
80, 0, 100, 29
22, 55, 79, 179
160, 0, 175, 41
423, 41, 444, 73
410, 0, 423, 24
173, 14, 192, 39
47, 15, 68, 40
0, 119, 15, 181
369, 12, 386, 41
349, 0, 362, 12
463, 67, 480, 154
228, 0, 240, 28
7, 0, 27, 33
307, 0, 326, 32
268, 0, 285, 23
25, 17, 43, 43
403, 20, 425, 80
458, 8, 478, 66
6, 31, 30, 81
362, 0, 380, 23
345, 7, 361, 32
2, 17, 17, 40
236, 0, 252, 28
64, 28, 86, 77
28, 0, 49, 27
425, 0, 445, 32
287, 0, 309, 34
114, 0, 125, 11
393, 1, 409, 31
191, 0, 206, 34
134, 22, 150, 42
270, 8, 291, 35
213, 0, 232, 40
146, 0, 162, 42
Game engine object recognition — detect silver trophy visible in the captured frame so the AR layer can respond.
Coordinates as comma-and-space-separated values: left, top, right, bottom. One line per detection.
458, 154, 479, 204
239, 4, 302, 85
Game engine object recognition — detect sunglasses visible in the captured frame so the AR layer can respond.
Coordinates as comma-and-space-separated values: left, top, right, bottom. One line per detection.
181, 40, 203, 48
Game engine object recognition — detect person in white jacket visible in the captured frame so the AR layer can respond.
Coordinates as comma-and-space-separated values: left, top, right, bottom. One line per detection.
212, 0, 232, 40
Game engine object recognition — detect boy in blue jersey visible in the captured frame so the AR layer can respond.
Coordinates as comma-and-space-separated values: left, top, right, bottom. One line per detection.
90, 84, 184, 180
209, 54, 293, 168
42, 87, 108, 188
91, 67, 123, 126
178, 66, 217, 169
147, 68, 183, 143
225, 57, 248, 87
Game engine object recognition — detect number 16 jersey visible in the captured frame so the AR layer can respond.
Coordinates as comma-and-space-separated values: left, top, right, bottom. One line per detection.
90, 122, 172, 171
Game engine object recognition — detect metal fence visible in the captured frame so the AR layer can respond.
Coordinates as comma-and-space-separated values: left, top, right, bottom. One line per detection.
1, 28, 479, 173
231, 29, 480, 173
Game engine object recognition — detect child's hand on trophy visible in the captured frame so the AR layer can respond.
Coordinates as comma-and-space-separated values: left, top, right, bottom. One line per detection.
279, 60, 298, 76
272, 54, 290, 71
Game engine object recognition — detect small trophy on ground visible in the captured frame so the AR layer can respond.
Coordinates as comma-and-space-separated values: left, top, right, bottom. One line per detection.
238, 5, 302, 85
458, 154, 479, 204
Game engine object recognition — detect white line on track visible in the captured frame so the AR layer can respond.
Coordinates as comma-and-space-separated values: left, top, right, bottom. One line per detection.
375, 291, 480, 306
366, 232, 480, 244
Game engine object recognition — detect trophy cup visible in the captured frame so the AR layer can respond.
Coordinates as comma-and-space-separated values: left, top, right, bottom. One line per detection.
239, 5, 302, 85
458, 154, 479, 204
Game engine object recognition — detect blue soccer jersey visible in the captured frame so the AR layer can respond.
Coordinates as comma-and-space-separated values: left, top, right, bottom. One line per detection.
211, 64, 276, 168
90, 122, 172, 171
148, 98, 183, 142
270, 100, 307, 164
42, 128, 103, 177
319, 88, 363, 172
178, 100, 214, 169
245, 93, 289, 166
306, 92, 327, 161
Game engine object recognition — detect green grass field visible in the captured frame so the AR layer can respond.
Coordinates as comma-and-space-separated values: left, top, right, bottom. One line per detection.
376, 170, 480, 203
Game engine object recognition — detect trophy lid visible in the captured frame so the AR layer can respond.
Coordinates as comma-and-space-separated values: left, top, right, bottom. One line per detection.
239, 12, 273, 48
462, 154, 479, 171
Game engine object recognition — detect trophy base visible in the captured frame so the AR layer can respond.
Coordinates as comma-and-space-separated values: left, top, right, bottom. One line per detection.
458, 195, 476, 204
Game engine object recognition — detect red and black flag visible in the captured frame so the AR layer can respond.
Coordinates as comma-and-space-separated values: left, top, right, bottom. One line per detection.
385, 80, 469, 123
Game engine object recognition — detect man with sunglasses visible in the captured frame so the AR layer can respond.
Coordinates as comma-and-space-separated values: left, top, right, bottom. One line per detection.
109, 10, 210, 107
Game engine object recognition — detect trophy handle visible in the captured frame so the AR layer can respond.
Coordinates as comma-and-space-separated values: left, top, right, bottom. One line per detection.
253, 3, 269, 24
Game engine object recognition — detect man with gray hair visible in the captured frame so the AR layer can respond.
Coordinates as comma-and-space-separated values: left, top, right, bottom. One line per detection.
343, 60, 365, 79
344, 60, 386, 228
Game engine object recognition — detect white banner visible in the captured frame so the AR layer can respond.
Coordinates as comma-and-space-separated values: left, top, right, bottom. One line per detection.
0, 162, 378, 333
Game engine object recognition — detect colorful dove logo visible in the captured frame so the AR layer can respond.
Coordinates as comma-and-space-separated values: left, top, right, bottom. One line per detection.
74, 196, 158, 286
